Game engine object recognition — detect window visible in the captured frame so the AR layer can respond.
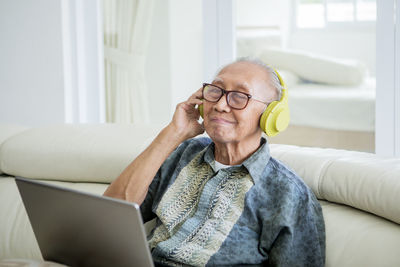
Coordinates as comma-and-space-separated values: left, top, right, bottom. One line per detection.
296, 0, 376, 28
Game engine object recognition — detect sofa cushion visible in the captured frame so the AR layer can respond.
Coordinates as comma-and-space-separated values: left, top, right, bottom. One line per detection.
3, 174, 399, 267
320, 200, 400, 267
0, 123, 160, 183
0, 176, 41, 260
0, 124, 29, 146
270, 144, 400, 225
0, 259, 68, 267
0, 124, 30, 174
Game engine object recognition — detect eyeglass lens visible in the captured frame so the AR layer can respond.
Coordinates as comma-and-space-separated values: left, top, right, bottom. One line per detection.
203, 84, 249, 109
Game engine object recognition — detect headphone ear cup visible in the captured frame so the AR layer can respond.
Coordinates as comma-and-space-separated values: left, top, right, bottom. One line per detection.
260, 100, 290, 137
260, 68, 290, 136
275, 107, 290, 133
198, 103, 204, 118
260, 100, 278, 136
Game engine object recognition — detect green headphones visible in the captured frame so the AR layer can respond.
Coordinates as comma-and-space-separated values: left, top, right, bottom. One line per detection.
198, 69, 290, 137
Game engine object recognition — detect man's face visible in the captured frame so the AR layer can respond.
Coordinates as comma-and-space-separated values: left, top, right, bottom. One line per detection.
203, 62, 277, 145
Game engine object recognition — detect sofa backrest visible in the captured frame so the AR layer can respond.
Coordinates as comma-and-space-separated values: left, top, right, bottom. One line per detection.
0, 123, 161, 183
0, 124, 29, 175
270, 144, 400, 225
1, 123, 399, 225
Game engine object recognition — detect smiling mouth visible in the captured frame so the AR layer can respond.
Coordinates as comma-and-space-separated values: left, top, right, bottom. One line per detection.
210, 118, 235, 124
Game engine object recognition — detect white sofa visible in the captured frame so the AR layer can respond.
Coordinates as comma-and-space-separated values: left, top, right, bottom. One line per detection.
0, 123, 399, 267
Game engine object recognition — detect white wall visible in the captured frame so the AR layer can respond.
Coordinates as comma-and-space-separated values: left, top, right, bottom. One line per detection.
237, 0, 286, 26
144, 0, 204, 125
376, 0, 400, 157
168, 0, 203, 117
0, 0, 65, 127
203, 0, 236, 82
236, 0, 291, 46
0, 0, 205, 128
145, 0, 172, 125
0, 0, 104, 127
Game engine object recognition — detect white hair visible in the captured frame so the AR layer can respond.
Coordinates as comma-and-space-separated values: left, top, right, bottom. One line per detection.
218, 57, 283, 101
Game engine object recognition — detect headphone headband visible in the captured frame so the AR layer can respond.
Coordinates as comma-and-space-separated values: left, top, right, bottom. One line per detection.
272, 68, 288, 102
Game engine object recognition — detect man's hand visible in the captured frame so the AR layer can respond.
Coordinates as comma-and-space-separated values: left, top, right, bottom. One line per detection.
170, 88, 205, 140
103, 88, 206, 205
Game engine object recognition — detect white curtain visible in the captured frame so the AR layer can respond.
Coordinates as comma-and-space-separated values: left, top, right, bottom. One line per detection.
103, 0, 154, 123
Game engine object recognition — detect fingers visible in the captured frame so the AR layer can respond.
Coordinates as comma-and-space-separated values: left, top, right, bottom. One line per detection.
187, 98, 203, 106
175, 87, 204, 113
187, 87, 203, 101
178, 87, 204, 111
176, 99, 201, 113
170, 87, 207, 140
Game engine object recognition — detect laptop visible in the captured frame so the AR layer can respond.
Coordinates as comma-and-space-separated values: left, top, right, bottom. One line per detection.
15, 176, 154, 267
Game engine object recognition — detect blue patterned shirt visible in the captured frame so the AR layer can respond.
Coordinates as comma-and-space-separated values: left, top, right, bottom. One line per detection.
140, 137, 325, 266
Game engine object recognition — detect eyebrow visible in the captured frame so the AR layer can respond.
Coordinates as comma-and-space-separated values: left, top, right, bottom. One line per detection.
212, 77, 224, 86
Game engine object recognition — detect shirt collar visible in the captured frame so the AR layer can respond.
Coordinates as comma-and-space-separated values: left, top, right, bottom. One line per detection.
202, 137, 271, 184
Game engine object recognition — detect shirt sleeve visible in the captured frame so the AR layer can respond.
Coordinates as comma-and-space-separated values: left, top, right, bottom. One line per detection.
262, 188, 326, 267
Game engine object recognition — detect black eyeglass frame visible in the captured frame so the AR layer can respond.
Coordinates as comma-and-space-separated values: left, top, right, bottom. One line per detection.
202, 83, 269, 110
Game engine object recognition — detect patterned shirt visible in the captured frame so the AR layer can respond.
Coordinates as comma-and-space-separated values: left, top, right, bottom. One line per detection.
140, 137, 325, 267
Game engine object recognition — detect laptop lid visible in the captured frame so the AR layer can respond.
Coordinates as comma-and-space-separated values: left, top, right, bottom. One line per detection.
15, 176, 154, 267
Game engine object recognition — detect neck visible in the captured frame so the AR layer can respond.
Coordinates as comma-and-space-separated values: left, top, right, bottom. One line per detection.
214, 135, 262, 165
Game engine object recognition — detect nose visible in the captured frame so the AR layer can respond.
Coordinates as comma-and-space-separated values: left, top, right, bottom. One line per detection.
213, 93, 231, 112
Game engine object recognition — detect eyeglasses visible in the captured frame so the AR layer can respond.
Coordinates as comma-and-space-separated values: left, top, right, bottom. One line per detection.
202, 83, 269, 110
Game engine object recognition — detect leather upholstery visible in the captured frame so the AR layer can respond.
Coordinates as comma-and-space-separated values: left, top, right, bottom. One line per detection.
270, 144, 400, 225
0, 124, 399, 266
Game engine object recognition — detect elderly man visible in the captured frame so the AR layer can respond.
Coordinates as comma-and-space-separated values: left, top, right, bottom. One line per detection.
104, 59, 325, 266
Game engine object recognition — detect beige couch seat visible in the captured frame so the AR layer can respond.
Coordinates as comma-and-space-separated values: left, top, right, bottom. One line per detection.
0, 123, 399, 267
